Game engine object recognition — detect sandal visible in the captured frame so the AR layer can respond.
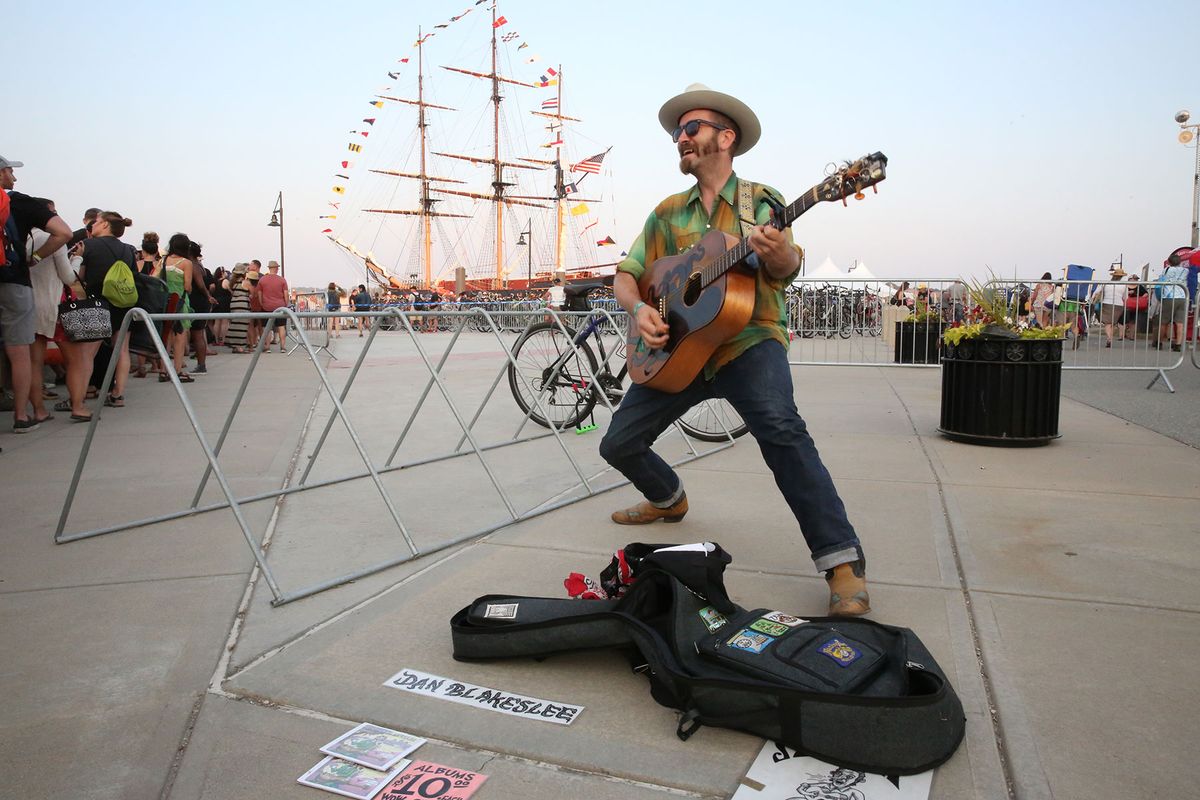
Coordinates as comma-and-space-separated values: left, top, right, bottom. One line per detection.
103, 394, 125, 408
178, 373, 195, 383
53, 399, 72, 412
70, 413, 93, 423
85, 388, 99, 399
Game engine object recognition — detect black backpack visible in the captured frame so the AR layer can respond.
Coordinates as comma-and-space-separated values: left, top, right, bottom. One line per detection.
451, 543, 964, 775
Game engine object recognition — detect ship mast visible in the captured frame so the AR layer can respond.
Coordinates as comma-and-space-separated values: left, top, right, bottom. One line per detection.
438, 4, 546, 289
363, 28, 466, 289
491, 9, 502, 288
523, 64, 601, 281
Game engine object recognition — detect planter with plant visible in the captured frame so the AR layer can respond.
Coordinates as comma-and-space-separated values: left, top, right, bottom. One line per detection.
893, 302, 944, 364
938, 280, 1070, 446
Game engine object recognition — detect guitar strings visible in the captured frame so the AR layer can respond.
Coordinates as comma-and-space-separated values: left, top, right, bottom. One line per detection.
655, 188, 818, 307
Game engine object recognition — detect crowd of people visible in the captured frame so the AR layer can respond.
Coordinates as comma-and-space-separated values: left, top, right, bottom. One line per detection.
884, 254, 1199, 349
0, 155, 303, 436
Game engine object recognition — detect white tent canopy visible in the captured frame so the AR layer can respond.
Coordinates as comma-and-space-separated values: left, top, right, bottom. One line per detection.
794, 256, 845, 285
844, 261, 886, 290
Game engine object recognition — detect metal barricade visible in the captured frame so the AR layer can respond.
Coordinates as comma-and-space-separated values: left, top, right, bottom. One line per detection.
54, 305, 738, 606
785, 279, 954, 367
782, 278, 1191, 391
989, 278, 1189, 392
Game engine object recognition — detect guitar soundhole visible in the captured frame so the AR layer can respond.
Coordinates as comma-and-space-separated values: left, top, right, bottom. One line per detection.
683, 272, 702, 305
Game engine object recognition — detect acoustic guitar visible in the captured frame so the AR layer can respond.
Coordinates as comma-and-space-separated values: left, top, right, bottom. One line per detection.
626, 152, 888, 393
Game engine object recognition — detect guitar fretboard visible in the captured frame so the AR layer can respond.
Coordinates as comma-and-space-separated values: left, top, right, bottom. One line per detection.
698, 188, 820, 290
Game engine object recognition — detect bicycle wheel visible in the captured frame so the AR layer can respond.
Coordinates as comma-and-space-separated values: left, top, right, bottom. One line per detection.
677, 398, 749, 442
508, 322, 600, 430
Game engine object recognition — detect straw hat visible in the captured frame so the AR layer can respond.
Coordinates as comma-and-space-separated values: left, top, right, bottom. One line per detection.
1110, 266, 1126, 278
267, 260, 281, 270
658, 83, 761, 156
246, 270, 261, 280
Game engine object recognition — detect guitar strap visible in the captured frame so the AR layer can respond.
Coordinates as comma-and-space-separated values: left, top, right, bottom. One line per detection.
736, 179, 756, 238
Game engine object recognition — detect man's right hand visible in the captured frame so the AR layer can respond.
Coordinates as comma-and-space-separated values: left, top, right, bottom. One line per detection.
637, 304, 669, 349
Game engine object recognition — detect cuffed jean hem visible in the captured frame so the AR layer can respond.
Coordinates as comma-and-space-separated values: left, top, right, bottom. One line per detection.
652, 482, 686, 508
812, 545, 863, 574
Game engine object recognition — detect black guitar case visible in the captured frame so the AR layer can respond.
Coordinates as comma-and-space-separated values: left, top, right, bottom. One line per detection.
450, 543, 964, 775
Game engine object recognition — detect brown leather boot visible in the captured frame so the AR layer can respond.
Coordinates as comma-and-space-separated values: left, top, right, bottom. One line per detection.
826, 561, 870, 616
611, 494, 688, 525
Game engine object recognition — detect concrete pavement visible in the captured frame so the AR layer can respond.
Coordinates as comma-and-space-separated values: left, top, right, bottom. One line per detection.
1, 329, 1196, 800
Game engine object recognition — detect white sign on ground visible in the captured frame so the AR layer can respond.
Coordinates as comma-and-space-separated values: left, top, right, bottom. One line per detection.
732, 741, 932, 799
383, 668, 584, 725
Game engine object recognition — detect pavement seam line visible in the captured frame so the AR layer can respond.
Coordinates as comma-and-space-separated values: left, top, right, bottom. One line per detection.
0, 571, 249, 596
882, 370, 1025, 800
967, 585, 1200, 615
223, 541, 478, 683
204, 687, 715, 798
160, 376, 327, 800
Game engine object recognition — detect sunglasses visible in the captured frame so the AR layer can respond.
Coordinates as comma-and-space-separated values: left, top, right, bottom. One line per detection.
671, 119, 729, 143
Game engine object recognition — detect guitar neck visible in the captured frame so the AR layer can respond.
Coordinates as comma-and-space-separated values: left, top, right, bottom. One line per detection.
700, 188, 821, 289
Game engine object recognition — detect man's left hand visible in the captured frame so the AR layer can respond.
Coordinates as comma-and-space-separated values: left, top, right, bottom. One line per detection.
748, 225, 799, 277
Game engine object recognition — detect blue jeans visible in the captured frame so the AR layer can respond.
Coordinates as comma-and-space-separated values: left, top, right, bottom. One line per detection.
599, 339, 862, 573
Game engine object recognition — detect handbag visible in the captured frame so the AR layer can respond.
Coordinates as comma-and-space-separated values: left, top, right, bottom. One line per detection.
1125, 293, 1148, 311
58, 297, 112, 342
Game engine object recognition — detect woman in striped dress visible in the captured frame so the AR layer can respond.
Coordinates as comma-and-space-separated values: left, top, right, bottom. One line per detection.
226, 266, 251, 353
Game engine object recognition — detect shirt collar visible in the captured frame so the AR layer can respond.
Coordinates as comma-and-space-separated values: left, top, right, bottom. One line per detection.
686, 172, 739, 210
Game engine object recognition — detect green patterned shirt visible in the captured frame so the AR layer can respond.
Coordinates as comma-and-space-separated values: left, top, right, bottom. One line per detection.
617, 172, 802, 378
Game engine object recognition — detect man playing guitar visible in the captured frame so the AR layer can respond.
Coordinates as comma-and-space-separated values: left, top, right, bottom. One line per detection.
599, 83, 869, 616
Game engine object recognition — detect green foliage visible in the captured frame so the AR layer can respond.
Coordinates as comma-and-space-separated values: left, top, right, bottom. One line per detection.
941, 272, 1068, 344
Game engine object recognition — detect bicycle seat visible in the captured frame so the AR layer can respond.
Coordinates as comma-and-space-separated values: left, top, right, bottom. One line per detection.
564, 282, 604, 311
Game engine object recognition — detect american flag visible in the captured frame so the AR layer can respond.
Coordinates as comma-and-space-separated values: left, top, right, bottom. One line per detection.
541, 97, 558, 110
571, 150, 607, 174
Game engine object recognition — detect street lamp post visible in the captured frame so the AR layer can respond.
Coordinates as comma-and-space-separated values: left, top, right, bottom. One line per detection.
267, 191, 285, 277
516, 220, 533, 287
1176, 110, 1200, 248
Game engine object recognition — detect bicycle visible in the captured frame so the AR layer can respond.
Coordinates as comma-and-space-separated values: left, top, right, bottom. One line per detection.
506, 283, 750, 442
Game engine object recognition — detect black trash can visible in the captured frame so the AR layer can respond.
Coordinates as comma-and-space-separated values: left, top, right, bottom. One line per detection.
894, 322, 942, 364
939, 337, 1064, 446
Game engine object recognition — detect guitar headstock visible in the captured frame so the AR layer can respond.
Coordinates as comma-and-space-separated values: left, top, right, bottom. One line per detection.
816, 152, 888, 205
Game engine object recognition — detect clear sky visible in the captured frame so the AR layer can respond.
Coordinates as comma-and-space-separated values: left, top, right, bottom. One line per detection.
7, 0, 1199, 288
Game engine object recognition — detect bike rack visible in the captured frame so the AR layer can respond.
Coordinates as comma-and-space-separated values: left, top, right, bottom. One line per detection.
54, 305, 743, 606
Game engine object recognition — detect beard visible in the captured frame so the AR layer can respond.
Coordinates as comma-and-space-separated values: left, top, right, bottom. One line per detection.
678, 137, 720, 176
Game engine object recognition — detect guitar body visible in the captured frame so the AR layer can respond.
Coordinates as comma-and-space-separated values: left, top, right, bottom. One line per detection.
627, 229, 757, 393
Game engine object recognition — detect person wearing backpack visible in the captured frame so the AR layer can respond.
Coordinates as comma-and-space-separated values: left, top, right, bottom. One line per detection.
68, 211, 138, 409
1, 155, 73, 432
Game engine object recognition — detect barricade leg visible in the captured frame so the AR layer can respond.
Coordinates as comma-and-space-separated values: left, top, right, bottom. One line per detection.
55, 309, 288, 603
282, 308, 419, 555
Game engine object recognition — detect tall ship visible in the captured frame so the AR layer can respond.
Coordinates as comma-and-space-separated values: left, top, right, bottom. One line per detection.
323, 3, 618, 292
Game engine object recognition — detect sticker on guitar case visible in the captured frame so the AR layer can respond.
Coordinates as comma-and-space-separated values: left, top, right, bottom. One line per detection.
728, 629, 775, 654
749, 618, 790, 637
819, 637, 861, 667
483, 603, 518, 620
762, 611, 807, 627
698, 606, 729, 632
